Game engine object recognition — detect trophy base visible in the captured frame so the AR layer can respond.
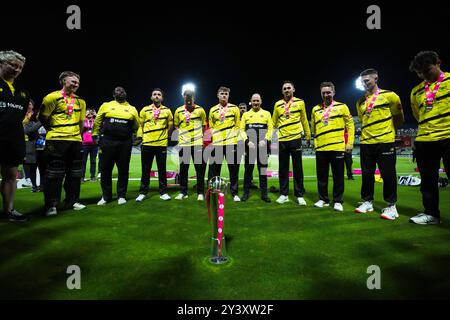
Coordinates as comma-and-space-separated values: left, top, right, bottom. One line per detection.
210, 256, 228, 264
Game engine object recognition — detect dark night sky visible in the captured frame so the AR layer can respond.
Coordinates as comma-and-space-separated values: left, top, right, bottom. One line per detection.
2, 1, 449, 125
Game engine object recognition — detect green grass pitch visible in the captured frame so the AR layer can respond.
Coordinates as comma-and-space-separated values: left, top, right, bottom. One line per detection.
1, 154, 449, 299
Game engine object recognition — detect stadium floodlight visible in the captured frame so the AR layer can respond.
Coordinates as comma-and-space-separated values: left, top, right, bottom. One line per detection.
355, 76, 365, 91
181, 83, 196, 96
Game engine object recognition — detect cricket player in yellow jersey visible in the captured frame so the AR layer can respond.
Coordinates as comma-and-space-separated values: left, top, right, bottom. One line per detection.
173, 89, 207, 200
409, 51, 450, 225
93, 87, 139, 206
39, 71, 87, 217
311, 82, 354, 212
209, 86, 242, 202
272, 80, 311, 205
240, 93, 273, 202
355, 69, 404, 220
135, 88, 173, 202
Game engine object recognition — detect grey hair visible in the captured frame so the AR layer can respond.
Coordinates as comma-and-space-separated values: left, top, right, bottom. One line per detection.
0, 50, 26, 63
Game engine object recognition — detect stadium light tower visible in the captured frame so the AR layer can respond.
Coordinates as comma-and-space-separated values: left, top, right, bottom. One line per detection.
181, 83, 196, 96
355, 76, 365, 91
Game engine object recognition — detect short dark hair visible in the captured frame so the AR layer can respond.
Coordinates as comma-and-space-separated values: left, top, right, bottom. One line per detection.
217, 86, 230, 94
59, 71, 80, 85
409, 51, 440, 72
320, 81, 335, 92
152, 88, 164, 96
360, 69, 378, 77
282, 80, 295, 87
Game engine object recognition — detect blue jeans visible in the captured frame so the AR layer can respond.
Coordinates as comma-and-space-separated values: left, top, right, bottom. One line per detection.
82, 144, 98, 179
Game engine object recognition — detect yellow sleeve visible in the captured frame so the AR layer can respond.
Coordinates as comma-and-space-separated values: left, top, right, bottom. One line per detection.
40, 94, 57, 118
201, 108, 207, 126
174, 109, 180, 128
136, 108, 145, 138
208, 109, 215, 130
92, 104, 106, 136
343, 105, 355, 146
79, 99, 86, 121
234, 106, 240, 129
266, 112, 273, 141
356, 100, 363, 121
410, 90, 420, 121
300, 101, 311, 140
132, 108, 140, 132
272, 105, 279, 128
168, 109, 174, 124
389, 92, 403, 116
240, 113, 248, 141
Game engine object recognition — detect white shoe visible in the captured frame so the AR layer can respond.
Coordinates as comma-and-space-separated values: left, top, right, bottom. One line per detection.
314, 200, 329, 208
97, 173, 101, 179
160, 193, 171, 201
297, 197, 307, 206
355, 201, 374, 213
197, 194, 204, 201
136, 194, 146, 202
45, 207, 57, 217
118, 198, 127, 205
380, 205, 399, 220
334, 203, 344, 212
97, 198, 107, 206
409, 213, 440, 225
175, 193, 188, 200
73, 203, 86, 211
276, 195, 289, 204
22, 178, 32, 188
233, 195, 241, 202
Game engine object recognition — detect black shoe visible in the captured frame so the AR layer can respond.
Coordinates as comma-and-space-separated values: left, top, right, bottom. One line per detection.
261, 196, 271, 203
241, 193, 249, 202
4, 209, 28, 222
31, 186, 39, 193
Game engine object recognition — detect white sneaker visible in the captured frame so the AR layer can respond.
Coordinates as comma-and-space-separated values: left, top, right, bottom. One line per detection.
314, 200, 329, 208
297, 197, 307, 206
97, 198, 107, 206
409, 213, 440, 225
175, 193, 188, 200
334, 203, 344, 212
380, 205, 399, 220
118, 198, 127, 205
197, 194, 204, 201
355, 201, 374, 213
73, 203, 86, 211
160, 193, 171, 201
136, 194, 146, 202
97, 173, 101, 179
233, 195, 241, 202
22, 178, 32, 187
276, 195, 289, 204
45, 207, 57, 217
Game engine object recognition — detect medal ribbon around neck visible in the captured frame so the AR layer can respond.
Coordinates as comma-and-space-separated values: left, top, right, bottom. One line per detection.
365, 89, 381, 116
322, 100, 334, 124
152, 104, 161, 121
284, 97, 294, 118
424, 71, 445, 107
61, 90, 75, 117
219, 103, 228, 123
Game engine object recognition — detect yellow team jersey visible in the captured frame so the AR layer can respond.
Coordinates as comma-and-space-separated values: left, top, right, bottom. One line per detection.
356, 89, 402, 144
138, 104, 173, 147
411, 71, 450, 142
209, 103, 241, 146
311, 101, 355, 152
40, 91, 86, 142
272, 97, 311, 142
174, 104, 206, 147
93, 100, 139, 139
240, 108, 273, 142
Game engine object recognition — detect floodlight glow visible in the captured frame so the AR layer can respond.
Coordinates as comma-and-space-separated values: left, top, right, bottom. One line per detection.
181, 83, 196, 96
355, 76, 365, 91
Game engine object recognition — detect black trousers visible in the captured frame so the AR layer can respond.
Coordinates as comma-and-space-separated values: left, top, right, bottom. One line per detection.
44, 140, 83, 209
415, 139, 450, 219
360, 143, 397, 204
210, 144, 242, 196
139, 145, 167, 195
36, 149, 46, 189
316, 151, 345, 203
279, 139, 305, 197
179, 145, 205, 195
23, 163, 38, 187
244, 144, 269, 196
344, 150, 353, 178
100, 137, 132, 200
82, 144, 98, 179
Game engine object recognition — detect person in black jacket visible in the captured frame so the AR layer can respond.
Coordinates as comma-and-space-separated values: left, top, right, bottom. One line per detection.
0, 50, 29, 222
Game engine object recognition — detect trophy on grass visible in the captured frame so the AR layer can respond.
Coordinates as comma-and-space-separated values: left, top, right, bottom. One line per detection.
206, 176, 230, 264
